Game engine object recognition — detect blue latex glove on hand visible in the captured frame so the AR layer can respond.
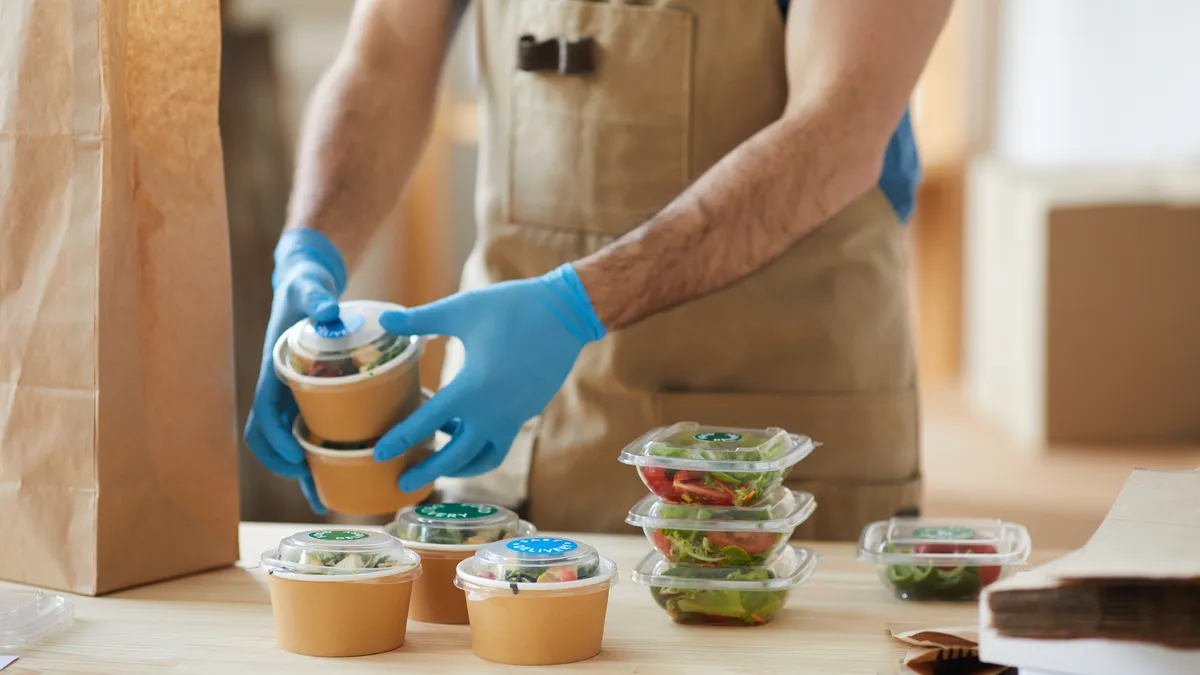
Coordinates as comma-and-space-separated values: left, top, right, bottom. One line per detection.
374, 264, 606, 492
243, 229, 348, 514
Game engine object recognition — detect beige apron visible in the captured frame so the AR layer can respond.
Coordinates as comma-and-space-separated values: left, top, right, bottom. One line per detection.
437, 0, 920, 541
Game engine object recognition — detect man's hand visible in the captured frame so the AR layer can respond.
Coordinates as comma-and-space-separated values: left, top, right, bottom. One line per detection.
574, 0, 952, 329
244, 229, 348, 514
373, 265, 606, 491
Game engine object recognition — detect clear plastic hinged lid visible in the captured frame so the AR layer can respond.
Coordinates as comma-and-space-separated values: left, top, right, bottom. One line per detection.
260, 528, 420, 577
0, 591, 73, 653
465, 537, 606, 584
276, 300, 421, 380
857, 517, 1032, 567
618, 422, 816, 471
385, 503, 534, 548
627, 487, 816, 533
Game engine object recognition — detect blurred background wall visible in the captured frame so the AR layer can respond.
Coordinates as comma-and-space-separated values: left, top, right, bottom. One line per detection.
220, 0, 1200, 545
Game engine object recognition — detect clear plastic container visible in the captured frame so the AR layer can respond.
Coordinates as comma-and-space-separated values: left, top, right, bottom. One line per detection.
626, 488, 816, 566
261, 528, 420, 577
466, 537, 605, 584
260, 528, 422, 657
272, 300, 424, 442
631, 546, 818, 626
0, 591, 73, 653
455, 537, 618, 666
276, 300, 418, 379
386, 503, 537, 625
386, 503, 532, 547
857, 517, 1032, 601
618, 423, 817, 507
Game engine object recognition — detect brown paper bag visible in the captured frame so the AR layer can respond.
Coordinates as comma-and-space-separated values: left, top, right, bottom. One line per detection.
889, 624, 1012, 675
0, 0, 239, 594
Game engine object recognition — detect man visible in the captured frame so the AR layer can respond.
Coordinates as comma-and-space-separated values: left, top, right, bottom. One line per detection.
246, 0, 951, 540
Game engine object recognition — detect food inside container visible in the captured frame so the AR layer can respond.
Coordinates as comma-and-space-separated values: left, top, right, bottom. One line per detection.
631, 546, 817, 626
857, 517, 1032, 601
626, 488, 816, 566
272, 300, 424, 442
261, 529, 422, 657
385, 503, 537, 625
454, 537, 618, 665
618, 423, 817, 507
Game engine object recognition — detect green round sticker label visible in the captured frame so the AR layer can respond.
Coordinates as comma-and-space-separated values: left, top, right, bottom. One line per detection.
308, 530, 369, 541
912, 526, 976, 541
415, 503, 498, 521
694, 431, 743, 443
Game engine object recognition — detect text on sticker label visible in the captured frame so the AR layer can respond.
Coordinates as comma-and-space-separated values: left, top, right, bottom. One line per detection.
912, 526, 977, 540
313, 312, 365, 339
308, 530, 369, 541
505, 537, 578, 556
694, 431, 743, 443
415, 503, 498, 520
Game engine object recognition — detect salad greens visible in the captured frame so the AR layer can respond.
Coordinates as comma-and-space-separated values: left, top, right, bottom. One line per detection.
387, 522, 514, 546
651, 504, 782, 565
278, 549, 405, 574
481, 561, 601, 584
638, 432, 792, 507
882, 564, 986, 601
289, 334, 408, 378
651, 567, 787, 626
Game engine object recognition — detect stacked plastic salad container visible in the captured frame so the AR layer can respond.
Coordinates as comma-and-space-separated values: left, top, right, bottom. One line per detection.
273, 300, 431, 515
857, 517, 1032, 601
618, 422, 821, 626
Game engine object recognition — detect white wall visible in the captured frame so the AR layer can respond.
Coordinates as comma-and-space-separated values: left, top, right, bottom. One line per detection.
992, 0, 1200, 169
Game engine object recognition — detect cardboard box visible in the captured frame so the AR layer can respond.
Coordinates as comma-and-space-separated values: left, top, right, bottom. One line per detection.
965, 159, 1200, 445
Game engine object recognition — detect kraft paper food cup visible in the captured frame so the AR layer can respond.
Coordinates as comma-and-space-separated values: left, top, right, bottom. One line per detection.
273, 300, 423, 442
261, 529, 422, 657
294, 414, 434, 516
454, 537, 617, 665
385, 503, 536, 624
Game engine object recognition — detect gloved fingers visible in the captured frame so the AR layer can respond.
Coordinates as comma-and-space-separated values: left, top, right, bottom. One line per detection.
374, 384, 462, 461
244, 414, 309, 479
298, 473, 328, 515
398, 429, 486, 493
379, 295, 464, 338
439, 418, 463, 437
250, 367, 306, 464
446, 441, 509, 478
292, 273, 340, 323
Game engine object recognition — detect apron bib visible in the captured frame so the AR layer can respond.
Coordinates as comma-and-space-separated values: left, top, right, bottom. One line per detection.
437, 0, 921, 541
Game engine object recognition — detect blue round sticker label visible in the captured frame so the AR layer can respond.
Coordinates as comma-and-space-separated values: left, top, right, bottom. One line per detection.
505, 537, 578, 556
313, 312, 365, 340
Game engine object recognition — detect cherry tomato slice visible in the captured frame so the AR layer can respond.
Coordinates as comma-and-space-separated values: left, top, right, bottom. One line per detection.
707, 530, 777, 556
651, 530, 673, 557
673, 471, 735, 506
640, 467, 680, 500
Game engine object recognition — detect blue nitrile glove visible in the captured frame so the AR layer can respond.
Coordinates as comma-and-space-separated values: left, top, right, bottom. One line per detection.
243, 229, 348, 514
374, 264, 606, 491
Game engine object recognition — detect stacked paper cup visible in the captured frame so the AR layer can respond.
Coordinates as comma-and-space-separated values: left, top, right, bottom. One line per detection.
273, 300, 431, 515
618, 422, 823, 626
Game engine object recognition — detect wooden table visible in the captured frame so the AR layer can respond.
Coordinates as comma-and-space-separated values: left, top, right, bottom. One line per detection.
2, 523, 1057, 674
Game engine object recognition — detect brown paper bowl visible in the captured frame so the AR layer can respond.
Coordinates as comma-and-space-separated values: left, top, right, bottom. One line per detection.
273, 330, 423, 443
267, 565, 421, 657
403, 520, 536, 625
294, 419, 434, 516
455, 557, 617, 666
407, 547, 473, 625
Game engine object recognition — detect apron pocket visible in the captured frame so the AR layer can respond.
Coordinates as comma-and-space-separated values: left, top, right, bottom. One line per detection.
654, 390, 920, 482
508, 0, 694, 235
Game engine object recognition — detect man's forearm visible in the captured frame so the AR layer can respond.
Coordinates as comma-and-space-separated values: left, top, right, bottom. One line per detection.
284, 0, 462, 269
573, 108, 882, 330
573, 0, 950, 330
